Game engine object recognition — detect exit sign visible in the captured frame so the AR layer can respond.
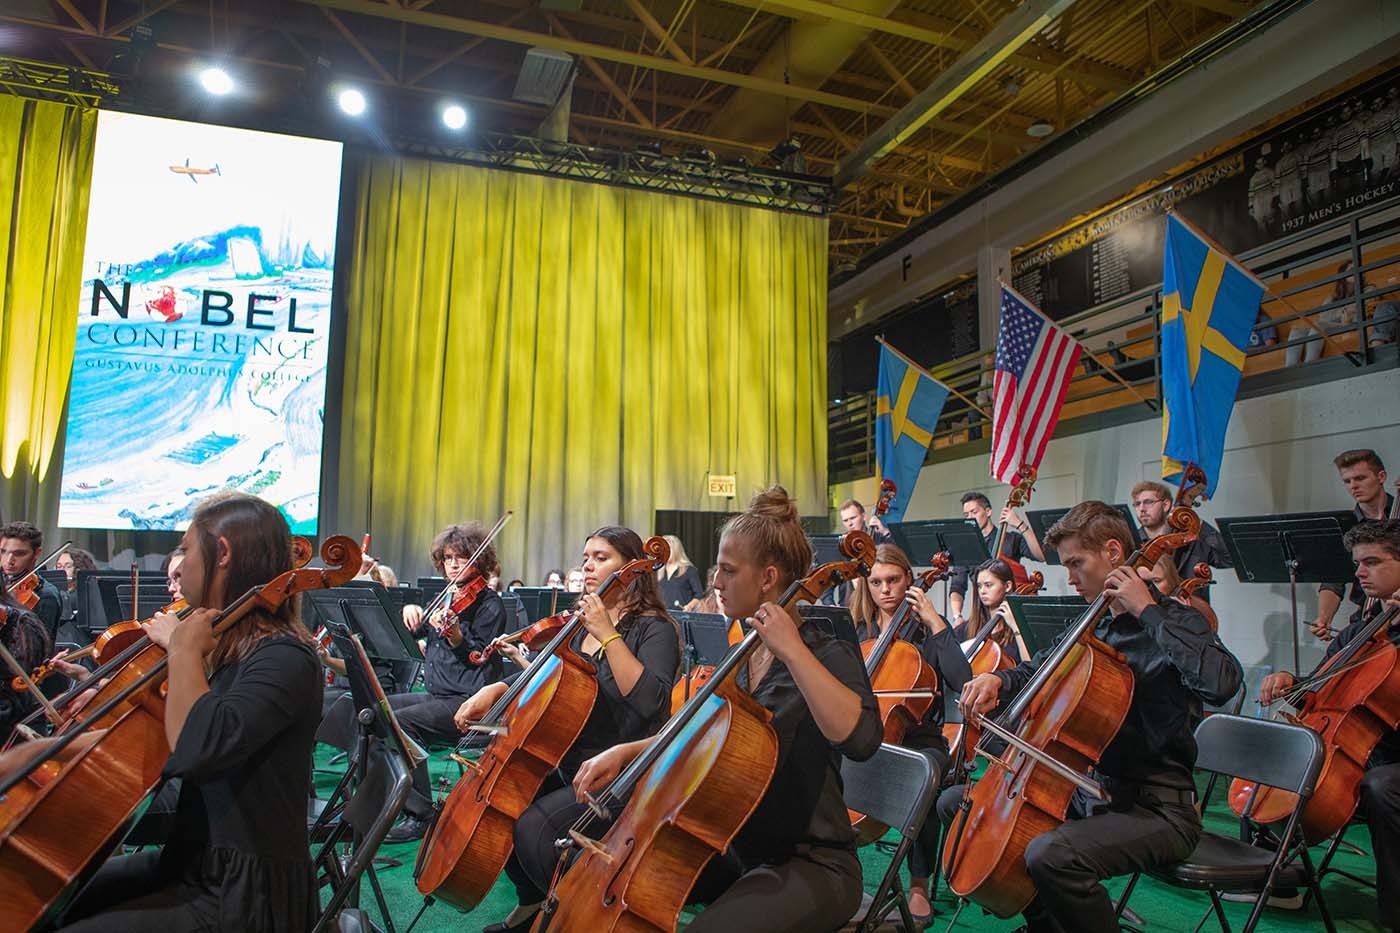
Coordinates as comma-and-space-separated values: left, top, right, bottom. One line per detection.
707, 474, 736, 497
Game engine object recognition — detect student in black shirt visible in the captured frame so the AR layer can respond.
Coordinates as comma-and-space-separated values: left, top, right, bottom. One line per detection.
59, 492, 323, 932
657, 534, 705, 608
1, 521, 64, 640
850, 543, 972, 925
0, 589, 52, 747
563, 486, 882, 933
1131, 481, 1233, 598
374, 522, 509, 842
1259, 520, 1400, 932
946, 492, 1044, 620
454, 525, 680, 933
950, 558, 1031, 664
1310, 449, 1394, 640
942, 501, 1242, 933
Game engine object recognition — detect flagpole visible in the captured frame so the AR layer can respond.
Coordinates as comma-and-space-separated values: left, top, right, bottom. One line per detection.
1168, 211, 1351, 359
997, 281, 1158, 414
875, 335, 990, 420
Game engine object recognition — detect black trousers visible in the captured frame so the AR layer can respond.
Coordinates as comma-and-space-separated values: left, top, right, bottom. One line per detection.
60, 850, 219, 932
326, 690, 466, 819
937, 783, 1199, 933
1362, 762, 1400, 931
509, 776, 861, 932
906, 745, 949, 882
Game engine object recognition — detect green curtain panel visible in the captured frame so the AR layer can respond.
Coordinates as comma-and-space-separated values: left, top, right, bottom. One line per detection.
0, 98, 96, 526
332, 155, 828, 582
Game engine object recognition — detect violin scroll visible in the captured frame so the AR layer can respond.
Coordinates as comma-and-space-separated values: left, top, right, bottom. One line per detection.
291, 536, 315, 569
917, 552, 952, 588
641, 535, 671, 566
1173, 464, 1209, 508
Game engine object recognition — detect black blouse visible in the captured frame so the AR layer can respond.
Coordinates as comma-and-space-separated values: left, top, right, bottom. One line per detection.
561, 613, 681, 775
160, 634, 323, 932
414, 588, 509, 699
658, 566, 704, 609
729, 624, 882, 865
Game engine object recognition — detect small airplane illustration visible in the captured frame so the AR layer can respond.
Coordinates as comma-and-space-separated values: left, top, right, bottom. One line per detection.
169, 158, 221, 183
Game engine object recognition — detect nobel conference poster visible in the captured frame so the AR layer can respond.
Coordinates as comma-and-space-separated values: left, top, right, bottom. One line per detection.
58, 112, 344, 532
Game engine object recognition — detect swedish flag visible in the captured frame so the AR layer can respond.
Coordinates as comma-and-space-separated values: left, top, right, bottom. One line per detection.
1160, 214, 1265, 497
875, 341, 950, 523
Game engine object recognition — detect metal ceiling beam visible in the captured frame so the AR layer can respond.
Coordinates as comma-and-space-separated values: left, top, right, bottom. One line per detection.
835, 0, 1079, 188
712, 0, 1132, 91
294, 0, 896, 117
1177, 0, 1249, 16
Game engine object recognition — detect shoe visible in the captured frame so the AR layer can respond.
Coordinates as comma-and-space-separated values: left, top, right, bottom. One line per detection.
383, 814, 433, 844
1220, 887, 1303, 909
482, 907, 540, 933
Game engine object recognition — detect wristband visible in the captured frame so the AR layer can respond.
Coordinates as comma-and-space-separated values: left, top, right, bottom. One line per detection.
597, 632, 623, 656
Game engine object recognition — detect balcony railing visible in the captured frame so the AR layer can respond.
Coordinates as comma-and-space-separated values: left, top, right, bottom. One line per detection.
829, 197, 1400, 485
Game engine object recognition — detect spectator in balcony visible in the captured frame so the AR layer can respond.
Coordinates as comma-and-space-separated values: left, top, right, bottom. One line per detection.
1248, 308, 1279, 349
1286, 260, 1360, 366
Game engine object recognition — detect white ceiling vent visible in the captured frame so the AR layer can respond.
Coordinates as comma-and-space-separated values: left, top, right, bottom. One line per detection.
513, 48, 575, 106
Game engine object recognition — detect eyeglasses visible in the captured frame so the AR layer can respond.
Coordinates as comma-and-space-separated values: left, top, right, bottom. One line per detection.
1131, 498, 1167, 508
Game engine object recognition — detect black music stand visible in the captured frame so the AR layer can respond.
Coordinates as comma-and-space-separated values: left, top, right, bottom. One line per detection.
674, 611, 735, 667
1026, 505, 1141, 566
303, 587, 424, 694
314, 624, 413, 932
1217, 510, 1357, 675
797, 605, 859, 647
1004, 596, 1090, 658
807, 535, 847, 568
888, 519, 991, 617
512, 586, 579, 624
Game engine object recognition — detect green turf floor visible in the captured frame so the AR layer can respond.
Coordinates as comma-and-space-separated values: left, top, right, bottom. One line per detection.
314, 743, 1383, 933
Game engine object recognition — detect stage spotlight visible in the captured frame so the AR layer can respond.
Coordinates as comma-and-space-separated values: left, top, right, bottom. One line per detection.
441, 103, 468, 131
199, 66, 234, 96
338, 87, 367, 116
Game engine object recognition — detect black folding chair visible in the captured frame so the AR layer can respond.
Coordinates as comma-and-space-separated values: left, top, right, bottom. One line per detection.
1195, 682, 1247, 817
841, 743, 937, 933
1114, 714, 1334, 933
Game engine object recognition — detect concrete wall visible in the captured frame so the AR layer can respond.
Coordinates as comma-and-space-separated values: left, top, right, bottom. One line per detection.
827, 366, 1400, 694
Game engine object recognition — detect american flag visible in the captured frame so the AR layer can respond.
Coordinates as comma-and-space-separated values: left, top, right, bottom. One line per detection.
991, 286, 1082, 484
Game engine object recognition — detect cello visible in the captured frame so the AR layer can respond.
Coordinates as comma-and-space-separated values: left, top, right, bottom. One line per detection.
0, 534, 361, 928
413, 536, 670, 911
1228, 596, 1400, 843
535, 530, 876, 932
940, 507, 1202, 918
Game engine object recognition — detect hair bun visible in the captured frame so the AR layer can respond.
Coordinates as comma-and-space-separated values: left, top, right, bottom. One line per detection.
747, 485, 800, 524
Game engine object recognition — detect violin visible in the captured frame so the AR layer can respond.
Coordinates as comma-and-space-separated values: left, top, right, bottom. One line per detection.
851, 552, 949, 842
3, 541, 73, 611
993, 467, 1038, 590
0, 534, 361, 928
537, 531, 877, 932
414, 537, 670, 911
1229, 596, 1400, 843
941, 506, 1202, 918
469, 589, 577, 665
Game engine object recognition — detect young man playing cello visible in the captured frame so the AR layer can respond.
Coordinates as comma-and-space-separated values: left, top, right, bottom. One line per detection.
1310, 449, 1394, 640
1259, 519, 1400, 932
943, 501, 1242, 933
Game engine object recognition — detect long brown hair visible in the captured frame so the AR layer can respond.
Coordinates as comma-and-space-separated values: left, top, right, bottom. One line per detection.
849, 543, 913, 637
968, 559, 1016, 648
585, 526, 675, 632
188, 492, 314, 670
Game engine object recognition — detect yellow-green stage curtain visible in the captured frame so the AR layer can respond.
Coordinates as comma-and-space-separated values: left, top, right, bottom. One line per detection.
333, 154, 828, 582
0, 99, 96, 525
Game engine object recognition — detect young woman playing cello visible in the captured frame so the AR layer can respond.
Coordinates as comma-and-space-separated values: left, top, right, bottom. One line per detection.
951, 559, 1031, 665
58, 493, 324, 932
851, 543, 971, 925
452, 526, 680, 933
557, 486, 883, 932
